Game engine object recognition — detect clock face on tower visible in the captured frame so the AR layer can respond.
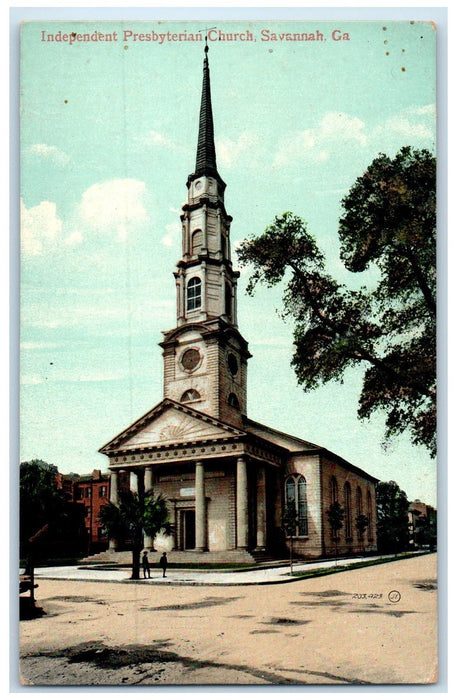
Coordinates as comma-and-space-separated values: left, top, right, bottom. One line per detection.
181, 347, 201, 372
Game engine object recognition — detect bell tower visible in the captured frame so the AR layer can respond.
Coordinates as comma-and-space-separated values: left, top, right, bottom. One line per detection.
160, 41, 250, 428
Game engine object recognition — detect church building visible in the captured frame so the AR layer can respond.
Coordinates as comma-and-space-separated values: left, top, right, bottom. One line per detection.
99, 44, 378, 562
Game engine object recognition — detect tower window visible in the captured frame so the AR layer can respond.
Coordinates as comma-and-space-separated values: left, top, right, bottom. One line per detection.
187, 277, 201, 311
191, 229, 202, 256
285, 475, 308, 536
181, 389, 201, 403
228, 393, 240, 409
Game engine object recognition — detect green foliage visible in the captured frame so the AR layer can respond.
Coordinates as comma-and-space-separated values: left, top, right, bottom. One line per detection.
326, 501, 345, 536
20, 459, 87, 559
282, 499, 298, 537
375, 480, 410, 554
99, 489, 171, 579
355, 514, 370, 539
413, 512, 437, 549
237, 148, 436, 455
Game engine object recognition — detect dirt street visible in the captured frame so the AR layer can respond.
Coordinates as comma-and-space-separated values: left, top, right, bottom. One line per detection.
19, 553, 438, 686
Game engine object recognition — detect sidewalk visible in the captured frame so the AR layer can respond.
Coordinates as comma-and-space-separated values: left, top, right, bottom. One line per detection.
32, 553, 412, 586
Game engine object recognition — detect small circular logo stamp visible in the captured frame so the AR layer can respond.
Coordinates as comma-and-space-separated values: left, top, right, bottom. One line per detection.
388, 590, 401, 603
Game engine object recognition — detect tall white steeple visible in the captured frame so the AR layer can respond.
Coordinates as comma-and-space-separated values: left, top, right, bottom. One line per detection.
175, 40, 238, 327
160, 41, 250, 428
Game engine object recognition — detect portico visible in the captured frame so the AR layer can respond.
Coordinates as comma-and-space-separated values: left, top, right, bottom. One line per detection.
102, 398, 286, 554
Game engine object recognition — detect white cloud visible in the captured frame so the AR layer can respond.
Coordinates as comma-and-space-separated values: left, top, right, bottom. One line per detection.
27, 143, 69, 165
273, 112, 367, 167
216, 131, 261, 168
161, 221, 180, 247
77, 179, 149, 241
372, 115, 434, 144
273, 105, 435, 169
64, 230, 83, 246
135, 130, 178, 150
404, 104, 436, 118
21, 199, 63, 255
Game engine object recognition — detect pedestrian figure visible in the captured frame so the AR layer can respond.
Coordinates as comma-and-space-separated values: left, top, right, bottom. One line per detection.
160, 552, 168, 578
142, 551, 151, 579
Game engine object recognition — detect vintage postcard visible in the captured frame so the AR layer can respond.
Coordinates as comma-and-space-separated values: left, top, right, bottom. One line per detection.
19, 17, 438, 686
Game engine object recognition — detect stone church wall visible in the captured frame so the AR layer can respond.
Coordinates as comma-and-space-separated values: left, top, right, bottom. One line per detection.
283, 454, 323, 559
320, 456, 377, 557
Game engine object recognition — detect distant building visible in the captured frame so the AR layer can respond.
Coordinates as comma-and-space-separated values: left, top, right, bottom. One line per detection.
99, 43, 378, 562
408, 500, 437, 549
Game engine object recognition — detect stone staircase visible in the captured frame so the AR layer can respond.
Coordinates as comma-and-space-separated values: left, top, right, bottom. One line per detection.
79, 548, 289, 569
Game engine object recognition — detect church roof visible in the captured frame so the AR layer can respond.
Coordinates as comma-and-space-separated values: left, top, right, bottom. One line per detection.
243, 416, 378, 483
99, 398, 246, 455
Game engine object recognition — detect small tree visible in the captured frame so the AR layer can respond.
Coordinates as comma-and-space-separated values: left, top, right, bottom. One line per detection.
282, 500, 298, 574
327, 501, 345, 563
355, 514, 370, 554
99, 489, 172, 580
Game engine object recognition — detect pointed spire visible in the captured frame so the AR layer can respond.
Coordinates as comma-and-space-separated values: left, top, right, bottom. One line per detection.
195, 37, 217, 175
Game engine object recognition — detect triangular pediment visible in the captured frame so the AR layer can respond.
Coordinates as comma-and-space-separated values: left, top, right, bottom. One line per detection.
100, 399, 245, 454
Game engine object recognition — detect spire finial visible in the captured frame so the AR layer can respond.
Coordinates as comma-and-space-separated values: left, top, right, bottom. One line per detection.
204, 34, 209, 54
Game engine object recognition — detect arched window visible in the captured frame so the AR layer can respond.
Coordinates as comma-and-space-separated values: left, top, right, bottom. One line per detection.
356, 486, 363, 517
191, 230, 202, 256
187, 277, 201, 311
344, 482, 352, 538
284, 474, 308, 536
228, 393, 240, 409
181, 388, 201, 403
330, 476, 338, 505
367, 490, 373, 540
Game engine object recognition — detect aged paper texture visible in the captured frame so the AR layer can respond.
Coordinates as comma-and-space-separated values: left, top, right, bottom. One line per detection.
19, 18, 438, 687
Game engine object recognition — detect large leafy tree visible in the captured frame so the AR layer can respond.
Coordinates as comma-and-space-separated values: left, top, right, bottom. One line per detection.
20, 459, 87, 560
375, 480, 410, 554
99, 489, 172, 580
237, 147, 436, 455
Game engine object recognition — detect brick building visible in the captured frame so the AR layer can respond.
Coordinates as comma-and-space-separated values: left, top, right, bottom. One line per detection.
408, 499, 437, 549
99, 43, 377, 562
73, 470, 111, 552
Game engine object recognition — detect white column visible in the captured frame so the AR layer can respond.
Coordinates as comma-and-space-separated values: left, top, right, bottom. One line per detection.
202, 204, 207, 250
256, 465, 267, 551
200, 260, 207, 314
195, 460, 206, 551
236, 456, 249, 550
144, 467, 154, 550
109, 469, 119, 505
109, 470, 119, 551
179, 269, 185, 322
130, 471, 138, 494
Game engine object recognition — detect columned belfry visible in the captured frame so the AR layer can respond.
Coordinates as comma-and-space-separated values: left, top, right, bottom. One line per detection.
161, 42, 250, 429
99, 43, 378, 563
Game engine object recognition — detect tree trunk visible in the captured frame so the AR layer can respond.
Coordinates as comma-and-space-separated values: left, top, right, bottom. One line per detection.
131, 546, 141, 580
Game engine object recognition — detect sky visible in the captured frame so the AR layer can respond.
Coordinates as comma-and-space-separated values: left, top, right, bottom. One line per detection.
19, 17, 437, 505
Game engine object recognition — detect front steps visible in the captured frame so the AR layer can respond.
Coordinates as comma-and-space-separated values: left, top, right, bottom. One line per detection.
79, 548, 288, 569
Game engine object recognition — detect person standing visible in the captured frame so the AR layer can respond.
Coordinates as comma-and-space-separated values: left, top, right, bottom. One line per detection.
159, 552, 168, 578
142, 551, 151, 579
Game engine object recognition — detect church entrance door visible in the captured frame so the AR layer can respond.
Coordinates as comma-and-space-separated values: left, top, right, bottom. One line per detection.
182, 509, 196, 550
